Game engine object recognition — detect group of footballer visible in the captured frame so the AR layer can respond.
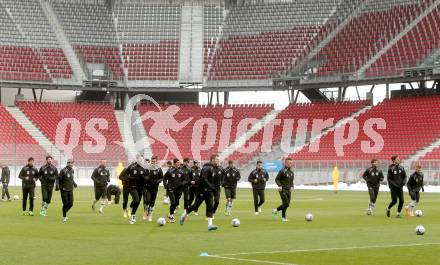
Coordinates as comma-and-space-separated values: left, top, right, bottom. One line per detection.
2, 153, 425, 230
117, 154, 294, 230
362, 155, 425, 217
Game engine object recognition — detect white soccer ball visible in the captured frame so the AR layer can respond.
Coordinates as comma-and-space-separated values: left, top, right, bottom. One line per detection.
415, 225, 425, 235
231, 218, 240, 227
157, 217, 166, 226
13, 195, 19, 200
305, 213, 314, 222
163, 196, 170, 205
415, 210, 423, 217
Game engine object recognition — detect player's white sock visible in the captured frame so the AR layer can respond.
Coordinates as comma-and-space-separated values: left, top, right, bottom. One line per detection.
208, 217, 213, 226
410, 201, 417, 212
99, 200, 105, 212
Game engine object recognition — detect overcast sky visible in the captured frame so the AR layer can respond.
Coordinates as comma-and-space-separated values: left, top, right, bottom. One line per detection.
199, 82, 434, 109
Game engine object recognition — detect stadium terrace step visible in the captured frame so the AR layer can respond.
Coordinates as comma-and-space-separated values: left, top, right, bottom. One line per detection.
4, 106, 66, 165
39, 0, 86, 83
291, 0, 369, 74
179, 4, 203, 83
358, 0, 440, 77
292, 96, 440, 161
114, 110, 138, 163
219, 109, 281, 161
407, 135, 440, 162
237, 102, 372, 177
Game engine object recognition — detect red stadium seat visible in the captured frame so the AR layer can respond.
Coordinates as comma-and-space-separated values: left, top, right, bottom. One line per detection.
16, 101, 127, 166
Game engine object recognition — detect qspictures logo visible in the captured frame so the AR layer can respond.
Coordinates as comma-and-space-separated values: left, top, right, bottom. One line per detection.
53, 96, 386, 162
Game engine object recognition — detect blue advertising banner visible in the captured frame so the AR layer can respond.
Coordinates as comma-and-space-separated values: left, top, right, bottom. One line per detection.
263, 160, 283, 172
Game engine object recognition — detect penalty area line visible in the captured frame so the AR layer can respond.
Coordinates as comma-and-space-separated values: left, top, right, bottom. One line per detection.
207, 254, 298, 265
218, 242, 440, 256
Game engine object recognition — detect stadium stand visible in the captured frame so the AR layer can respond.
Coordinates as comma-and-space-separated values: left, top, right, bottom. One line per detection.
0, 0, 73, 81
203, 4, 224, 75
138, 103, 274, 160
207, 0, 343, 80
366, 3, 440, 77
1, 0, 439, 83
114, 2, 181, 80
16, 101, 127, 166
315, 0, 435, 76
0, 104, 47, 165
422, 147, 440, 159
290, 96, 440, 161
50, 0, 123, 80
227, 100, 369, 164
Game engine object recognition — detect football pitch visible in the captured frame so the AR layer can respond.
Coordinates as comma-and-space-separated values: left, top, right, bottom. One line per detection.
0, 187, 438, 265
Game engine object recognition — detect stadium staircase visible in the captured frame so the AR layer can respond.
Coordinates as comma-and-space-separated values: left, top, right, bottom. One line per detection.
219, 109, 282, 161
138, 104, 273, 161
357, 0, 440, 77
291, 96, 440, 161
204, 5, 228, 80
234, 102, 372, 176
110, 12, 128, 83
406, 136, 440, 163
178, 3, 203, 83
4, 106, 66, 164
132, 110, 153, 160
420, 46, 440, 66
114, 110, 138, 163
38, 0, 86, 83
115, 108, 153, 162
292, 0, 369, 74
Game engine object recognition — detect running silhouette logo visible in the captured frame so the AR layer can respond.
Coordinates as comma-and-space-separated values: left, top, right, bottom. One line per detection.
54, 96, 387, 163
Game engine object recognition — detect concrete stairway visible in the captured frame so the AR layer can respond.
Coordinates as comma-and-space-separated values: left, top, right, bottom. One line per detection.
219, 109, 281, 161
114, 110, 137, 162
238, 105, 373, 177
179, 3, 204, 84
39, 0, 87, 83
114, 110, 153, 162
405, 136, 440, 164
5, 106, 66, 164
357, 0, 440, 76
132, 110, 153, 159
290, 0, 368, 74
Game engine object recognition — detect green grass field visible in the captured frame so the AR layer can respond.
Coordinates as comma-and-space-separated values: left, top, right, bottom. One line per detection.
0, 187, 438, 265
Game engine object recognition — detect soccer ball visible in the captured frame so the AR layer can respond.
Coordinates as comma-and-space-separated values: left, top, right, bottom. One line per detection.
13, 195, 19, 200
163, 196, 170, 205
415, 210, 423, 217
305, 213, 314, 222
157, 217, 166, 226
415, 225, 425, 235
231, 218, 240, 227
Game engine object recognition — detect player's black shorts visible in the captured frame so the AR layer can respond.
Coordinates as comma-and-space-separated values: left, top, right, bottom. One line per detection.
94, 186, 107, 201
409, 190, 420, 203
224, 187, 237, 199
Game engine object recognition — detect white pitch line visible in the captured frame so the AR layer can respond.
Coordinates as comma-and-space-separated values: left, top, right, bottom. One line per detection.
208, 254, 298, 265
212, 198, 324, 203
218, 242, 440, 256
293, 198, 324, 202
